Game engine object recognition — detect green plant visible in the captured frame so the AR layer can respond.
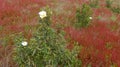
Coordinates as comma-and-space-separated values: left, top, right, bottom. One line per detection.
75, 4, 93, 28
111, 7, 120, 14
89, 0, 99, 8
14, 8, 81, 67
106, 0, 113, 8
106, 0, 120, 14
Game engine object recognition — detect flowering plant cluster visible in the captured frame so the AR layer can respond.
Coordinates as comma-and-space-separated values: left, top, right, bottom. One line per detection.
1, 0, 120, 67
14, 8, 81, 67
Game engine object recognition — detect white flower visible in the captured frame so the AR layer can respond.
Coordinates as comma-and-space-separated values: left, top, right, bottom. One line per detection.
89, 17, 92, 20
21, 41, 28, 46
38, 10, 47, 19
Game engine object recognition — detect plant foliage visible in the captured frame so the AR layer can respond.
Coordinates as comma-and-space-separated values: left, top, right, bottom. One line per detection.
14, 8, 81, 67
75, 4, 92, 28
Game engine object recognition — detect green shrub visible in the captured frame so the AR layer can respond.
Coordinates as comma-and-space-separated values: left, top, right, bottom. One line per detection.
14, 8, 81, 67
75, 4, 93, 28
111, 7, 120, 14
106, 0, 120, 14
106, 0, 113, 8
89, 0, 99, 8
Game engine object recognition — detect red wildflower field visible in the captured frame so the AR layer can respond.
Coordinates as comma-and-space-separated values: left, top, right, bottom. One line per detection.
0, 0, 120, 67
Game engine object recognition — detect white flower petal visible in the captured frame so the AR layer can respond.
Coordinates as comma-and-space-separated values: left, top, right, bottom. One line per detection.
38, 10, 47, 19
21, 41, 28, 46
89, 17, 92, 20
